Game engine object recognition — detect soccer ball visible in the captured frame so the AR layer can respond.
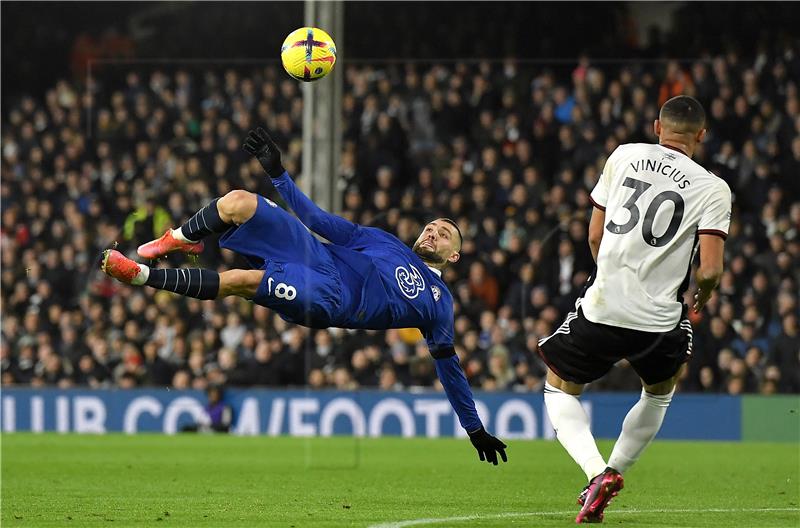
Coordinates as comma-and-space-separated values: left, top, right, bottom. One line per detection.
280, 27, 337, 82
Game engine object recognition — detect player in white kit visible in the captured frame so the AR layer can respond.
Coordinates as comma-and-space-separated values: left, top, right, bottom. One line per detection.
538, 96, 731, 523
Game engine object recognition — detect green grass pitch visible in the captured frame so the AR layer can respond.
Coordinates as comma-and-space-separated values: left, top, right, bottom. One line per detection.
2, 433, 798, 527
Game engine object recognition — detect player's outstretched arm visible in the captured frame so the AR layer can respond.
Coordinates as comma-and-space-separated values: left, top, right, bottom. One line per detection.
243, 127, 358, 245
431, 346, 508, 465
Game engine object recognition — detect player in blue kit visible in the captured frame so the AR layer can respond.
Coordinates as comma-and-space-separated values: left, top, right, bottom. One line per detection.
101, 127, 508, 465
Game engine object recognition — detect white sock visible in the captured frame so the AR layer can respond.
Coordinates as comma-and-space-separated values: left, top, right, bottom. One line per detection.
172, 227, 191, 243
607, 387, 674, 474
131, 263, 150, 286
544, 382, 607, 480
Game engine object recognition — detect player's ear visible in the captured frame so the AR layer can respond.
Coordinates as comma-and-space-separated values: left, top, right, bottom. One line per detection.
448, 251, 460, 264
696, 128, 707, 143
653, 119, 661, 137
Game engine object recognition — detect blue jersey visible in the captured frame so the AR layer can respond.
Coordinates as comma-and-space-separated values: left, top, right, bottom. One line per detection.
271, 173, 454, 352
326, 230, 454, 350
267, 172, 481, 433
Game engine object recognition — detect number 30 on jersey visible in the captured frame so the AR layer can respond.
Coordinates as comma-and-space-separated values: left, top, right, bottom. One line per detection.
606, 177, 685, 247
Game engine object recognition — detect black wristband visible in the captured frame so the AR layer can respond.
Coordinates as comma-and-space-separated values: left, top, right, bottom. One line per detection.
430, 346, 456, 360
467, 426, 485, 438
265, 163, 285, 179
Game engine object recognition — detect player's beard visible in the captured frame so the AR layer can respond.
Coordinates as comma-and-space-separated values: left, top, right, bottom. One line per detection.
412, 242, 446, 265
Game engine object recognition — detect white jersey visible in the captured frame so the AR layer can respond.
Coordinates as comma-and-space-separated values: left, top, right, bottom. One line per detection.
583, 143, 732, 332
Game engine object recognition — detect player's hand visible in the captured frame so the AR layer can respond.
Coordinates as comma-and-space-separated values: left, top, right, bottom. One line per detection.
468, 427, 508, 465
692, 287, 712, 313
242, 127, 285, 178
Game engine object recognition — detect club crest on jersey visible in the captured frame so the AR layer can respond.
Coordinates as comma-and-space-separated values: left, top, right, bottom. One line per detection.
431, 285, 441, 302
395, 264, 425, 299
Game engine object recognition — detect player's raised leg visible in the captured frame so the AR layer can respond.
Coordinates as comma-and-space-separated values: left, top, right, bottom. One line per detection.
101, 249, 263, 300
137, 190, 257, 259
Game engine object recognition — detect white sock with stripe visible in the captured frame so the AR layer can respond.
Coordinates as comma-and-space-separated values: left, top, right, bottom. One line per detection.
607, 387, 674, 474
172, 227, 191, 243
131, 263, 150, 286
544, 382, 607, 480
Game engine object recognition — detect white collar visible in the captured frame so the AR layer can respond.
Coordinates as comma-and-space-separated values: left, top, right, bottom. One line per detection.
426, 265, 442, 277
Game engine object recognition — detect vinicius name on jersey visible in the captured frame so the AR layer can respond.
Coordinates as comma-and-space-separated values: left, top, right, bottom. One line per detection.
629, 158, 691, 189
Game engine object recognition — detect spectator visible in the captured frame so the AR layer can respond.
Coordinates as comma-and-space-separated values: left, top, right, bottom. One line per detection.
308, 368, 327, 389
771, 314, 800, 393
468, 261, 500, 310
379, 365, 403, 391
220, 313, 247, 350
248, 342, 280, 386
74, 354, 111, 387
351, 349, 378, 387
142, 341, 174, 386
181, 385, 234, 433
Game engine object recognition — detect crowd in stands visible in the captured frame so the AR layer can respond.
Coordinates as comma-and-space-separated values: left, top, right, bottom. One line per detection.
2, 44, 799, 395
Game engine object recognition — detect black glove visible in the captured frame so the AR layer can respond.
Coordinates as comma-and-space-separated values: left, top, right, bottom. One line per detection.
468, 427, 508, 465
242, 127, 285, 178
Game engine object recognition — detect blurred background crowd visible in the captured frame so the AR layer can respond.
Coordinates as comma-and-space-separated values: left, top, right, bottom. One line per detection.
1, 3, 798, 396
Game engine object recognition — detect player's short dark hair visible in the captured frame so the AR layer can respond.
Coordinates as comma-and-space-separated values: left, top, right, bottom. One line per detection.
659, 95, 706, 133
439, 218, 463, 249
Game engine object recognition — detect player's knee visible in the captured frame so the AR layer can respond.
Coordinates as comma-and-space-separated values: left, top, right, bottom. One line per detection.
642, 364, 684, 395
644, 379, 677, 396
219, 190, 257, 225
642, 386, 675, 410
546, 369, 583, 396
219, 269, 264, 298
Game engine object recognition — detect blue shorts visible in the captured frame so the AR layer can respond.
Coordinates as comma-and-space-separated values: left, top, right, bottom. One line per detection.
218, 195, 341, 327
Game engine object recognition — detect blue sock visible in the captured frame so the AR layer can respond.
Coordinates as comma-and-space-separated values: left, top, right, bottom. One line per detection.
145, 268, 220, 300
179, 199, 229, 242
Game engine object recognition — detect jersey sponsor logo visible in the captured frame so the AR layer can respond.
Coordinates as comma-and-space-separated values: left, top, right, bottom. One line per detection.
431, 285, 441, 302
395, 264, 425, 299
